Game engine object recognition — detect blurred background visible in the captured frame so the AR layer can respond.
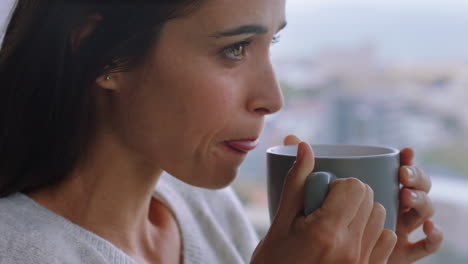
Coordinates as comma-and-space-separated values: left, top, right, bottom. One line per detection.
233, 0, 468, 263
1, 0, 468, 263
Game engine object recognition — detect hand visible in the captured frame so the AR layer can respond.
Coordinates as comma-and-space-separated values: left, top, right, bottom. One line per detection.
251, 136, 397, 264
387, 148, 444, 264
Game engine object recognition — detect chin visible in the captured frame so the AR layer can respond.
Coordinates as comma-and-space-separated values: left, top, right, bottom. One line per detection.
197, 169, 239, 190
203, 176, 237, 189
171, 167, 239, 190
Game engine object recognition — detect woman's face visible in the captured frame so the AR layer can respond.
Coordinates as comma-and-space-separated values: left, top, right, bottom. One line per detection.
109, 0, 286, 188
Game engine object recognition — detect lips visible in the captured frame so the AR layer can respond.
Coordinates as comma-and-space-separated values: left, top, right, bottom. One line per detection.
224, 139, 259, 153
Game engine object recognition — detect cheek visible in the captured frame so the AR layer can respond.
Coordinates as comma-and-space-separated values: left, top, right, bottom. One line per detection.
112, 87, 164, 158
111, 57, 246, 187
158, 64, 242, 133
112, 72, 229, 159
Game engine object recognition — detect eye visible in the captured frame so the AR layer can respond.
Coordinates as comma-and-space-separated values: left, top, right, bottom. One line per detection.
222, 40, 251, 61
271, 34, 281, 45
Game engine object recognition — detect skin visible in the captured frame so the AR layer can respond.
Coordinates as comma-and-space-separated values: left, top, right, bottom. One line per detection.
31, 0, 285, 263
28, 0, 442, 263
390, 148, 444, 263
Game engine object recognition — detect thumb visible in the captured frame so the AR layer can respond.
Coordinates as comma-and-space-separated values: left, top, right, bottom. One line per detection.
272, 142, 315, 229
283, 135, 302, 146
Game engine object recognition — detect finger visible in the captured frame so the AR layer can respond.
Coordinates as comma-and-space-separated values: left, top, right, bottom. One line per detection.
317, 178, 367, 227
283, 135, 302, 146
369, 229, 397, 264
349, 184, 374, 236
273, 142, 315, 228
406, 221, 443, 262
399, 166, 431, 192
398, 188, 435, 233
400, 148, 414, 166
359, 203, 386, 262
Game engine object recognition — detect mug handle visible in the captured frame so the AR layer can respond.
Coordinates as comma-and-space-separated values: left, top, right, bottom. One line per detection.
304, 172, 337, 216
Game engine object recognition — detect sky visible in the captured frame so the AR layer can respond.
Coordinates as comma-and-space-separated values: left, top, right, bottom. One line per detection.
2, 0, 468, 63
272, 0, 468, 63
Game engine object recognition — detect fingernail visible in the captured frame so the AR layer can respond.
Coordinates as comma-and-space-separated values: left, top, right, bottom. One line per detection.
431, 221, 441, 231
406, 167, 414, 183
411, 191, 418, 202
426, 220, 435, 230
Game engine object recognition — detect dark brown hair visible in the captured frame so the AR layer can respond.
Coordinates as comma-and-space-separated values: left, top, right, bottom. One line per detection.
0, 0, 201, 197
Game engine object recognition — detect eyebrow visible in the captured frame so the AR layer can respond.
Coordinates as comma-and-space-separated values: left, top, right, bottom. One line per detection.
210, 21, 287, 38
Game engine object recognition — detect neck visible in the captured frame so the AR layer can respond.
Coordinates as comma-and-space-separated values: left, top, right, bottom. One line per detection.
28, 130, 164, 256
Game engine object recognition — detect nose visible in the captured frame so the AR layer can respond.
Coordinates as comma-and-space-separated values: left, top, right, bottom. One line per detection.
246, 60, 284, 116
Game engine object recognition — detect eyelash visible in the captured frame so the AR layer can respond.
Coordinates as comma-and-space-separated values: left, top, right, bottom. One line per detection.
221, 34, 281, 61
271, 35, 281, 44
222, 40, 252, 61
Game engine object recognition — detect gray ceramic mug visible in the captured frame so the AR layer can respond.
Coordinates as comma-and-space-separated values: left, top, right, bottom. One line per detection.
267, 144, 400, 231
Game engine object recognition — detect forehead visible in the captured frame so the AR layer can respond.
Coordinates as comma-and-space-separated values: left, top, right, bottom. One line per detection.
185, 0, 287, 31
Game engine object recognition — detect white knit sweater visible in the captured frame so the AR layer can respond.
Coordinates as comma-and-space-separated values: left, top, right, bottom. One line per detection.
0, 173, 260, 263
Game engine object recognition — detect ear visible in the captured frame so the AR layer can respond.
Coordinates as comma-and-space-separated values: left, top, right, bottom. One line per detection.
95, 72, 123, 91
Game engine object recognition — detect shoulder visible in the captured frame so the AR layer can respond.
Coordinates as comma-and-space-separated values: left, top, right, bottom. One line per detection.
0, 194, 114, 264
0, 194, 61, 263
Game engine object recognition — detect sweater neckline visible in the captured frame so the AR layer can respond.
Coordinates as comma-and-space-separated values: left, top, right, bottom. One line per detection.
15, 174, 200, 264
16, 192, 136, 263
